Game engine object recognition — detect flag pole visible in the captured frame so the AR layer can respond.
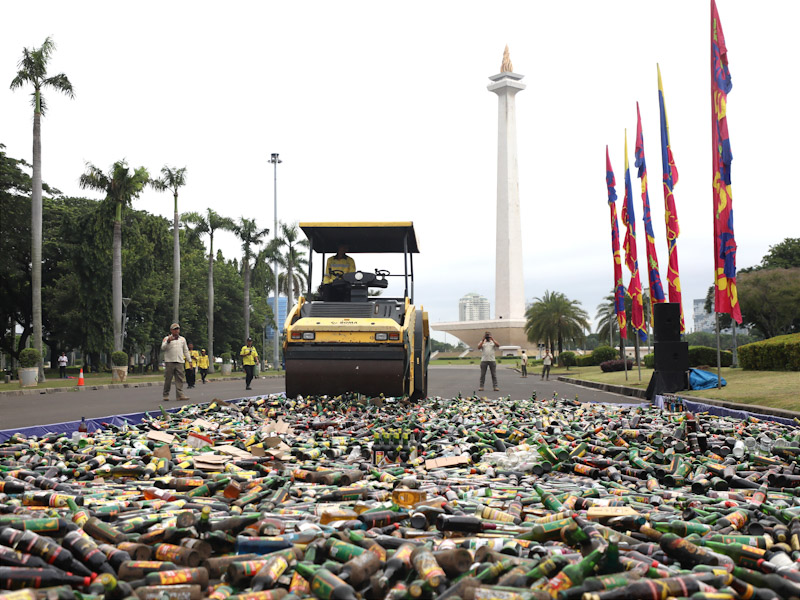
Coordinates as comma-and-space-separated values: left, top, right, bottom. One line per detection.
634, 334, 642, 382
622, 329, 628, 381
715, 312, 722, 388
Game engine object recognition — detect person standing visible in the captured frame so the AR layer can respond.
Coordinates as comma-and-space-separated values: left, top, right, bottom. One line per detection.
542, 350, 553, 381
477, 331, 500, 392
185, 342, 198, 389
240, 337, 259, 391
57, 352, 69, 379
520, 349, 528, 378
161, 323, 191, 401
197, 348, 209, 384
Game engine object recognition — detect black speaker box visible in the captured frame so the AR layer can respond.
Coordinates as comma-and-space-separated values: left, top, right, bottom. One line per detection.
646, 370, 688, 399
654, 302, 682, 342
655, 340, 689, 372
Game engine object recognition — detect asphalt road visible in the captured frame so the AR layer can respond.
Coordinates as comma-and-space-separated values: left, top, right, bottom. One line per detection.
0, 365, 641, 431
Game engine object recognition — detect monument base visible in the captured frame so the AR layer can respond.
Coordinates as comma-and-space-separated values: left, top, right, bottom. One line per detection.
431, 318, 529, 350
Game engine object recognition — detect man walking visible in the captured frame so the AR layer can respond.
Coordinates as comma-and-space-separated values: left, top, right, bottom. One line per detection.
240, 337, 259, 391
542, 350, 553, 381
198, 348, 209, 384
520, 349, 528, 378
161, 323, 191, 401
477, 331, 500, 392
185, 342, 198, 389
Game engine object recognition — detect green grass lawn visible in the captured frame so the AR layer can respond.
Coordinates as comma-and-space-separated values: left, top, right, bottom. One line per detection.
1, 368, 283, 391
559, 365, 800, 412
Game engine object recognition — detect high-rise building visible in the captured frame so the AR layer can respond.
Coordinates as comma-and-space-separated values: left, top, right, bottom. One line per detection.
459, 293, 490, 322
693, 298, 715, 333
266, 297, 289, 341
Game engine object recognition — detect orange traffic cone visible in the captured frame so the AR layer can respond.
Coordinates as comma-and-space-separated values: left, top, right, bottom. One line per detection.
77, 368, 85, 387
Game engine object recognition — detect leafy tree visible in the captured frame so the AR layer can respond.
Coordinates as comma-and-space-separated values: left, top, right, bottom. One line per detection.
152, 166, 187, 324
736, 268, 800, 338
181, 209, 236, 371
525, 290, 589, 362
760, 238, 800, 270
10, 36, 74, 379
80, 160, 151, 351
234, 217, 269, 339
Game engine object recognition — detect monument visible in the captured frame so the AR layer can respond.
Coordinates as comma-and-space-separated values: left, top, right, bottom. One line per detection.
433, 47, 529, 350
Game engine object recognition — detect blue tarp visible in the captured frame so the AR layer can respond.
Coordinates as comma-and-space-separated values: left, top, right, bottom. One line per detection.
689, 368, 727, 390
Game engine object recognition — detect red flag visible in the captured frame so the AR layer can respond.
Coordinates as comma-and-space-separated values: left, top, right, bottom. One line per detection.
711, 0, 742, 323
621, 131, 647, 343
606, 146, 627, 339
635, 102, 666, 328
658, 65, 685, 332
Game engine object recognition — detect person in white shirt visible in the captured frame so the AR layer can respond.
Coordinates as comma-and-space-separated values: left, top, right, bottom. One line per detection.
542, 350, 553, 380
477, 331, 500, 392
520, 350, 528, 378
57, 352, 69, 379
160, 322, 191, 401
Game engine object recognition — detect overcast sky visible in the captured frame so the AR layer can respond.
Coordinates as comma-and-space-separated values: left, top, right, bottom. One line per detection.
2, 1, 798, 343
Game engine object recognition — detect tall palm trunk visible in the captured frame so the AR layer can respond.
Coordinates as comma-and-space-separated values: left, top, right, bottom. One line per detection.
243, 257, 251, 339
286, 255, 294, 317
173, 193, 180, 324
207, 235, 215, 373
31, 103, 45, 380
112, 207, 123, 352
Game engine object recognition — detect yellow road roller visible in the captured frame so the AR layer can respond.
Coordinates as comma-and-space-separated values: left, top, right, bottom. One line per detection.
283, 222, 430, 399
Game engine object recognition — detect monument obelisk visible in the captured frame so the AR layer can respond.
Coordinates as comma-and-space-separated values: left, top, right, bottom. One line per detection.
489, 46, 525, 321
431, 47, 528, 350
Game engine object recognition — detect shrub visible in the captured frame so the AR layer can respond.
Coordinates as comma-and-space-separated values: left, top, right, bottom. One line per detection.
688, 346, 732, 368
221, 352, 232, 364
738, 333, 800, 371
643, 353, 655, 369
600, 358, 634, 372
111, 351, 128, 367
559, 351, 577, 367
592, 345, 618, 364
577, 355, 595, 367
18, 348, 42, 368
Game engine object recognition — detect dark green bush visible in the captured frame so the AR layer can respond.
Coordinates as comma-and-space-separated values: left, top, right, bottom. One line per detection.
738, 333, 800, 371
577, 355, 595, 367
600, 359, 633, 372
220, 352, 232, 364
111, 351, 128, 367
18, 348, 42, 368
592, 345, 618, 364
688, 346, 732, 367
643, 353, 655, 369
559, 351, 577, 367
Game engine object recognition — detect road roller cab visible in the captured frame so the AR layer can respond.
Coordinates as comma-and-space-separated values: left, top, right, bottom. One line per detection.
284, 222, 430, 399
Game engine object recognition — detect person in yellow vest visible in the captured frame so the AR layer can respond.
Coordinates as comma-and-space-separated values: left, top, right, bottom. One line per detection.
197, 348, 210, 384
184, 342, 198, 388
321, 245, 356, 301
240, 337, 259, 390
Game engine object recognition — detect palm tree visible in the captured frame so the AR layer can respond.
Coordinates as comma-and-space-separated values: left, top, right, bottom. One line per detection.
596, 289, 652, 358
525, 290, 590, 362
79, 161, 151, 352
10, 36, 74, 380
271, 222, 310, 312
234, 217, 269, 339
152, 166, 187, 324
182, 209, 235, 371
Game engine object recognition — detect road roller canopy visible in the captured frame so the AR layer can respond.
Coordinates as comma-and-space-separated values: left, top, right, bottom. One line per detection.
299, 222, 419, 254
300, 222, 419, 302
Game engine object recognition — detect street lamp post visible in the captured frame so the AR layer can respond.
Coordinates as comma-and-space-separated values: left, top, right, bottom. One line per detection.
268, 153, 282, 369
121, 297, 132, 351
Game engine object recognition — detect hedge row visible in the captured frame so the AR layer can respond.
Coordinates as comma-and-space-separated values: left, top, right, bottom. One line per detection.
738, 333, 800, 371
600, 359, 634, 372
688, 346, 732, 368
